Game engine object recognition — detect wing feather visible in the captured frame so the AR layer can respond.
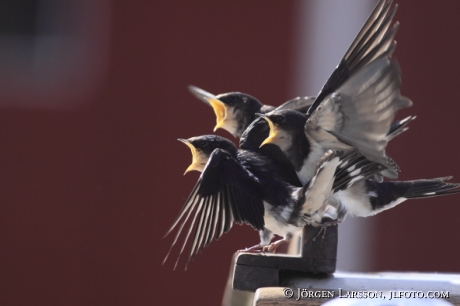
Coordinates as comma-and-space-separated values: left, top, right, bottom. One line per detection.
164, 149, 264, 268
305, 57, 410, 179
307, 0, 398, 115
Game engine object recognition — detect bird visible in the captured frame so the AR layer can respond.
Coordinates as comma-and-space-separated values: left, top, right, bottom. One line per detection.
188, 85, 315, 138
163, 135, 384, 268
187, 0, 404, 189
257, 58, 460, 219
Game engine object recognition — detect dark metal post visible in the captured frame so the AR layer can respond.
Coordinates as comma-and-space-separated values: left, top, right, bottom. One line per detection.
233, 225, 338, 291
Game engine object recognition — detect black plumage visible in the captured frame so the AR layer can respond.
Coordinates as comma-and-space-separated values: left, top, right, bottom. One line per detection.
165, 0, 460, 270
365, 177, 460, 215
164, 136, 383, 268
188, 85, 315, 138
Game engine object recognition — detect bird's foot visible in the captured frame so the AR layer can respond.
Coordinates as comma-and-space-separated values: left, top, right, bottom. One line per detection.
237, 244, 264, 254
313, 219, 339, 242
262, 239, 285, 253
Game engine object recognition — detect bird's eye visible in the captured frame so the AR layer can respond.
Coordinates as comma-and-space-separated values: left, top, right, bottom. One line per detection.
274, 116, 285, 124
199, 141, 208, 148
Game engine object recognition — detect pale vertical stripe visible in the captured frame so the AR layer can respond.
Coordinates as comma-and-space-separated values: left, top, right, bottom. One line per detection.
290, 0, 377, 271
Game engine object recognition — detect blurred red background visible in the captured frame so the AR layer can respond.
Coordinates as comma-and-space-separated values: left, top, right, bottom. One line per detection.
0, 0, 459, 305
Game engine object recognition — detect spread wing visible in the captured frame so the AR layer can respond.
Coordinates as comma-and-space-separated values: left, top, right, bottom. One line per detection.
304, 56, 411, 179
307, 0, 399, 116
164, 149, 265, 269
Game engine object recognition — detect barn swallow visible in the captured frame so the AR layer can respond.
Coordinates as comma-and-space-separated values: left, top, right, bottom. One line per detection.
259, 106, 460, 220
163, 135, 383, 268
188, 85, 315, 138
257, 57, 460, 219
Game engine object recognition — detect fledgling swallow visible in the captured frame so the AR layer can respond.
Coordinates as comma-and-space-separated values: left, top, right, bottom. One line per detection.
188, 85, 315, 138
258, 60, 460, 220
238, 0, 414, 194
163, 135, 383, 268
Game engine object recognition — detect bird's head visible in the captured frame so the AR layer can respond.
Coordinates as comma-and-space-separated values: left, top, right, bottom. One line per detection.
206, 92, 262, 138
178, 135, 237, 174
258, 110, 307, 152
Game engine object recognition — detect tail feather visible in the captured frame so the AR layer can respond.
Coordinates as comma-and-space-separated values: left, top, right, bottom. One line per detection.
367, 177, 460, 214
387, 115, 416, 140
401, 177, 460, 199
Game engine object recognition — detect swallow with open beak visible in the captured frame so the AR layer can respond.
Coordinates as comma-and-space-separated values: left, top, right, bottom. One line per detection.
259, 104, 460, 219
163, 135, 385, 268
188, 85, 316, 139
257, 51, 460, 219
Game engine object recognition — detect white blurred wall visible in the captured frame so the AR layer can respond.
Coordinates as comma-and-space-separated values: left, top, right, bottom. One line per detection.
290, 0, 376, 271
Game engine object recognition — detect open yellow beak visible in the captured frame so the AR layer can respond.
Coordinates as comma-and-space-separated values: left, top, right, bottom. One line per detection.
206, 98, 227, 132
178, 139, 201, 174
259, 115, 279, 148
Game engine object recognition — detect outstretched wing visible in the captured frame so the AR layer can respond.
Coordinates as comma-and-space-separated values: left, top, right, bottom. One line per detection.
164, 149, 265, 269
307, 0, 399, 116
304, 56, 411, 179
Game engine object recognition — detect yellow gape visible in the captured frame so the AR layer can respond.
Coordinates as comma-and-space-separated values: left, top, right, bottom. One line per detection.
178, 139, 202, 174
259, 115, 280, 148
206, 98, 227, 132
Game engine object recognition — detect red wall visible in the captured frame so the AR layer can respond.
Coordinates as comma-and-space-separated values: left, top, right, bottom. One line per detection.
0, 1, 459, 305
373, 0, 460, 272
0, 1, 295, 305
